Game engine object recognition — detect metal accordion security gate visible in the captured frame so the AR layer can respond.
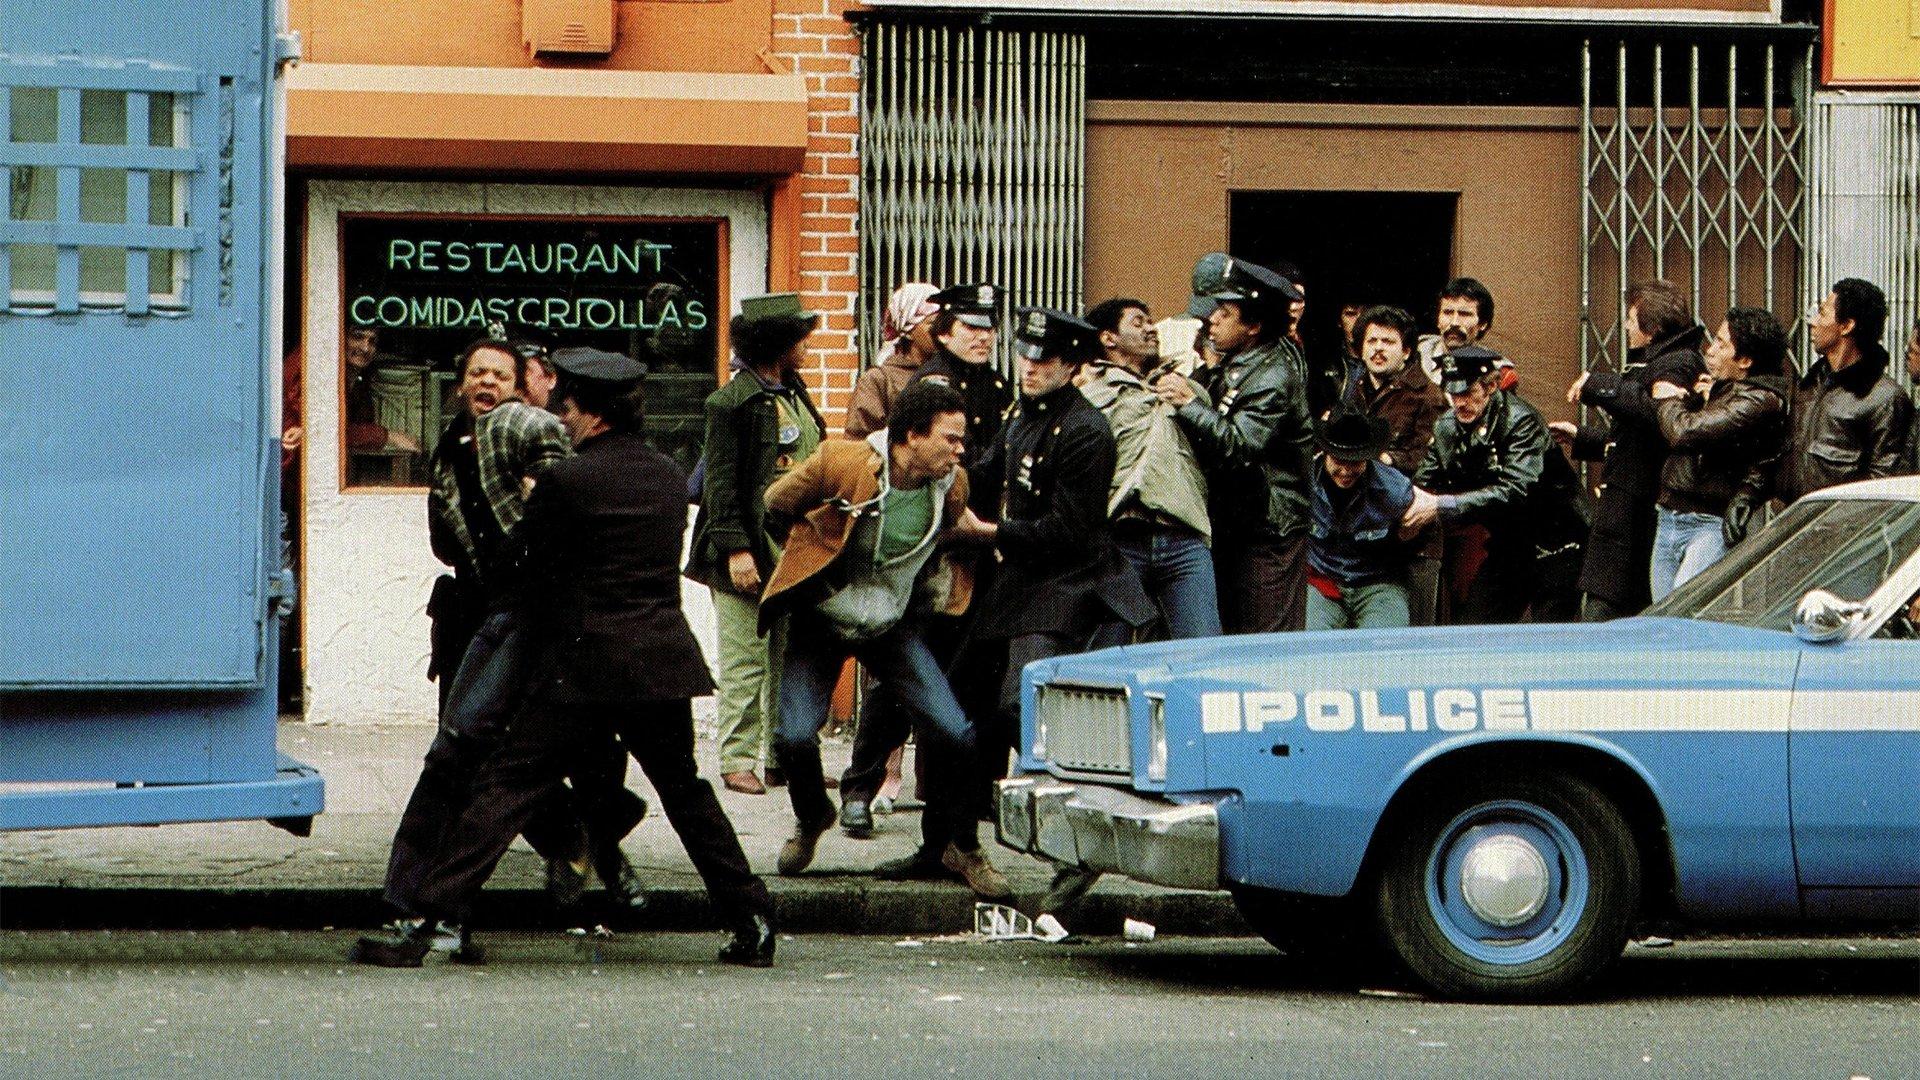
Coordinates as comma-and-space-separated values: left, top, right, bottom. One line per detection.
1579, 37, 1814, 374
858, 21, 1086, 367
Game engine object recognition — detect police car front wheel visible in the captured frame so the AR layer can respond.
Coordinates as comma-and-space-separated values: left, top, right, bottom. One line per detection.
1375, 771, 1640, 1001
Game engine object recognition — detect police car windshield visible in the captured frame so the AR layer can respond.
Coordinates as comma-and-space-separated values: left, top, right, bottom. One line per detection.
1646, 499, 1920, 632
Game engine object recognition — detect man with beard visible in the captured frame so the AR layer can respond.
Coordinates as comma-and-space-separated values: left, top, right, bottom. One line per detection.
1341, 305, 1447, 624
1403, 346, 1588, 624
1157, 257, 1315, 633
1549, 281, 1708, 620
354, 348, 774, 969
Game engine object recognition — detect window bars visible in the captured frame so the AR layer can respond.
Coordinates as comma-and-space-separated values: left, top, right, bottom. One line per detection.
859, 22, 1086, 370
1580, 39, 1813, 373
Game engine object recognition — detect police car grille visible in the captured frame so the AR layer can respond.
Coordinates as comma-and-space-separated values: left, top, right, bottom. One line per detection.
1038, 683, 1131, 775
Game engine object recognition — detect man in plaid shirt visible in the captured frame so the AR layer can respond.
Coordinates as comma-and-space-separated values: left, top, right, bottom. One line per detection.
382, 339, 645, 940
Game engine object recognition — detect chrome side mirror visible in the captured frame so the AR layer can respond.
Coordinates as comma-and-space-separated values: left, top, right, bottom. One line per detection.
1792, 589, 1868, 643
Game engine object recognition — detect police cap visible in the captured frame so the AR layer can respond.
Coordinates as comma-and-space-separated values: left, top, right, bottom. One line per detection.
930, 283, 1001, 329
550, 346, 647, 387
1013, 307, 1101, 364
1439, 345, 1502, 395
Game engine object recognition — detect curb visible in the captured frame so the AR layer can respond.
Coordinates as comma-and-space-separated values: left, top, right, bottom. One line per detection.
0, 882, 1248, 938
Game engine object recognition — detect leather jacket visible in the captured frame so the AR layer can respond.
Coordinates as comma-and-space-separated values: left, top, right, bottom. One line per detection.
1416, 389, 1589, 552
1174, 337, 1315, 542
1774, 345, 1914, 504
1654, 375, 1789, 516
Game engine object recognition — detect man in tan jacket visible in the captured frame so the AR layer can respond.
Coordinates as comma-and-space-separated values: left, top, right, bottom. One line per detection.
759, 382, 1010, 899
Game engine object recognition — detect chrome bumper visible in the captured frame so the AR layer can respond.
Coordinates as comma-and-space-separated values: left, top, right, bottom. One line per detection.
994, 776, 1221, 892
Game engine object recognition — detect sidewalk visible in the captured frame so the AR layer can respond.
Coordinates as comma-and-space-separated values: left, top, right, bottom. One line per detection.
0, 720, 1241, 938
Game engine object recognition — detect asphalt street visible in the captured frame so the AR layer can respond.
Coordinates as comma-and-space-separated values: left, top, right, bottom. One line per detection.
2, 932, 1914, 1079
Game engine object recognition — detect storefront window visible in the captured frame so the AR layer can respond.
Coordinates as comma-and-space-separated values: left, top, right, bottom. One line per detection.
338, 214, 724, 486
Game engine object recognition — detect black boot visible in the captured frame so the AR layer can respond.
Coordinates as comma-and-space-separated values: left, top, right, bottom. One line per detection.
717, 914, 776, 967
594, 841, 649, 914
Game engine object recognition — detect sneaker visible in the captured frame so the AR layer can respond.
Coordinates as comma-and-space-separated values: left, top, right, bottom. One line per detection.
839, 798, 874, 838
777, 812, 835, 876
941, 843, 1013, 900
873, 846, 952, 882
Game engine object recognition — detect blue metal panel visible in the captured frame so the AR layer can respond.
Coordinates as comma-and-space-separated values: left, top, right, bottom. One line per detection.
0, 755, 323, 831
0, 1, 278, 688
1789, 641, 1920, 888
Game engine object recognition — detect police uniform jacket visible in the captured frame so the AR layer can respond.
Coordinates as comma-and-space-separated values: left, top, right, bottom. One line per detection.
912, 349, 1012, 468
1174, 337, 1315, 543
971, 382, 1153, 640
1565, 326, 1706, 611
1416, 389, 1589, 555
519, 430, 715, 704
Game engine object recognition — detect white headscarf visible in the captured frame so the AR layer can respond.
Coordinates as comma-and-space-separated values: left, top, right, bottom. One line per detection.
879, 282, 941, 364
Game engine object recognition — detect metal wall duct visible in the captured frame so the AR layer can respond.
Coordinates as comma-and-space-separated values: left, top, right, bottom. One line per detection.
1579, 39, 1813, 373
1805, 92, 1920, 390
859, 21, 1087, 369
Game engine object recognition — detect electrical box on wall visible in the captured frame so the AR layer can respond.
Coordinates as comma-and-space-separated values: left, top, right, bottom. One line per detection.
524, 0, 615, 58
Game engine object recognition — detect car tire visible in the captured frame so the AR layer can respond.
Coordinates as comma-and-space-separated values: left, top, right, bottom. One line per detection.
1375, 770, 1640, 1001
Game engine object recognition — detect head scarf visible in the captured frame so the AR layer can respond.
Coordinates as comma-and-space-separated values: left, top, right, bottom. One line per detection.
880, 282, 941, 362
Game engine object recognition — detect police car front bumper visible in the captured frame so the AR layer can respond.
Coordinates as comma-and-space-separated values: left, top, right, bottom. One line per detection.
995, 776, 1221, 891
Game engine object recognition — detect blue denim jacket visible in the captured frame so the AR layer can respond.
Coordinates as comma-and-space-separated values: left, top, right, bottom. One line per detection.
1307, 459, 1416, 587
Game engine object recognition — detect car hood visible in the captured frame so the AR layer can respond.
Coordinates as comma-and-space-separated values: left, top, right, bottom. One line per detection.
1033, 617, 1804, 694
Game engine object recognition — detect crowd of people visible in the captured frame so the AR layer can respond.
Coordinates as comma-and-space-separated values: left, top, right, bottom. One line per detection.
350, 253, 1920, 969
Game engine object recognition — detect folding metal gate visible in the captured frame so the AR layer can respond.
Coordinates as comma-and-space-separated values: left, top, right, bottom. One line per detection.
1579, 38, 1814, 372
859, 22, 1086, 365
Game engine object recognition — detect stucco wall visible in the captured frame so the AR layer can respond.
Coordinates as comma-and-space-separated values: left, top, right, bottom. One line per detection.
300, 179, 765, 725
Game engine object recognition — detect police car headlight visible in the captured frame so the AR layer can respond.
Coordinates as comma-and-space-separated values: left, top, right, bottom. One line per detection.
1146, 694, 1167, 783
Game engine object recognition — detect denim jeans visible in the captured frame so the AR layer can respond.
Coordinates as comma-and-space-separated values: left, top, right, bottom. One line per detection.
1650, 506, 1727, 602
1093, 526, 1222, 645
775, 613, 978, 850
1304, 579, 1411, 630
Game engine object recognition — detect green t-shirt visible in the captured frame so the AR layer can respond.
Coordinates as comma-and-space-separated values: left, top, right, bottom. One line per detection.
878, 483, 935, 562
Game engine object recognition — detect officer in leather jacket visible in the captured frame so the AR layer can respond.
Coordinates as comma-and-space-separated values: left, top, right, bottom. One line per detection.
1405, 347, 1589, 624
1157, 257, 1316, 633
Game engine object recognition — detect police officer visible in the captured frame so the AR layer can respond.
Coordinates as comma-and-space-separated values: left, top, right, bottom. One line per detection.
877, 310, 1153, 883
915, 283, 1013, 464
1404, 346, 1587, 624
1157, 257, 1316, 633
353, 347, 775, 968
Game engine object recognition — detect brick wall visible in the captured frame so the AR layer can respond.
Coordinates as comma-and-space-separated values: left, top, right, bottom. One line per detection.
773, 0, 864, 430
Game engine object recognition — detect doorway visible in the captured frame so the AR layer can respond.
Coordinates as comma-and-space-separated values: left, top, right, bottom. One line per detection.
1229, 191, 1458, 363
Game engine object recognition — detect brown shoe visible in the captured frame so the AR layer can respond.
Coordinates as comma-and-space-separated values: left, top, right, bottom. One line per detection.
941, 843, 1013, 900
777, 814, 834, 876
722, 770, 767, 795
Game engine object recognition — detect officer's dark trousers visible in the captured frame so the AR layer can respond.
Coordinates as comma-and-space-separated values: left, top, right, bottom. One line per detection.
1214, 533, 1308, 634
385, 610, 638, 916
415, 698, 771, 928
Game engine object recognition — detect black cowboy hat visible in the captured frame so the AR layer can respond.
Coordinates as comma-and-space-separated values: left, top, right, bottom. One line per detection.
1315, 408, 1390, 463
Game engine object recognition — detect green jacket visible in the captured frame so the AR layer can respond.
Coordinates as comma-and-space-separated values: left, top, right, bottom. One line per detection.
686, 369, 825, 592
1173, 338, 1315, 542
1079, 361, 1212, 542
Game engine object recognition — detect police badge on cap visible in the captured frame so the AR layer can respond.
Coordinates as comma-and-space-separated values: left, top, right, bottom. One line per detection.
1439, 344, 1501, 395
931, 283, 1002, 330
1013, 307, 1100, 363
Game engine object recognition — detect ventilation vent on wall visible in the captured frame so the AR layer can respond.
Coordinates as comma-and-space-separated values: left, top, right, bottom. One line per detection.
524, 0, 615, 57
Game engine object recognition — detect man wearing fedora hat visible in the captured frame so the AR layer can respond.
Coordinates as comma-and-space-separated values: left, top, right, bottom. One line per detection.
688, 293, 827, 796
355, 346, 776, 969
1306, 409, 1418, 631
1157, 256, 1316, 634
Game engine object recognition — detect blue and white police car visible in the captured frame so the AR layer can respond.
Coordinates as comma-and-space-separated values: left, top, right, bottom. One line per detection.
995, 477, 1920, 1000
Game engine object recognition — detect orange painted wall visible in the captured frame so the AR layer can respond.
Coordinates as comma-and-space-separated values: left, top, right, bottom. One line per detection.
287, 0, 777, 73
